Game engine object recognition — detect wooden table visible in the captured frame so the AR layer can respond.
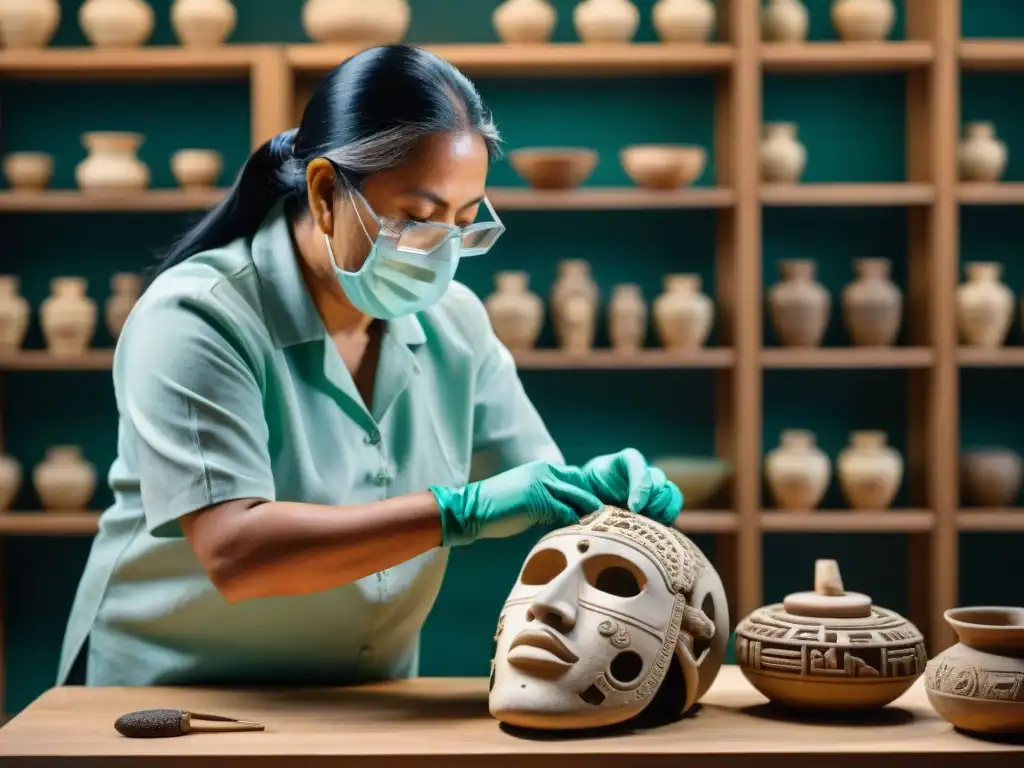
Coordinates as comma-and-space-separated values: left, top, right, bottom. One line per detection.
0, 666, 1020, 767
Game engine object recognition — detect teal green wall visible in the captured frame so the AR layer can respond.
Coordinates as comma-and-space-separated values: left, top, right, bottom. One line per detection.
2, 0, 1022, 714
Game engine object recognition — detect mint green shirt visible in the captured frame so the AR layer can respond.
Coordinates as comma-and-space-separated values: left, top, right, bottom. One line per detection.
57, 203, 561, 687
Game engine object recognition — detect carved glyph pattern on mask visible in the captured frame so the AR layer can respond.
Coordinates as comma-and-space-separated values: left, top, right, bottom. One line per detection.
598, 620, 632, 649
926, 660, 1024, 702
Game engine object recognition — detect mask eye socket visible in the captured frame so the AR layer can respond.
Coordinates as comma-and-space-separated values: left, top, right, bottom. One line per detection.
583, 555, 646, 597
520, 548, 566, 586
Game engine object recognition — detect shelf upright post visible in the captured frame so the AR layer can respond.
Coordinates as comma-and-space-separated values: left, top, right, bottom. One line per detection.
250, 48, 294, 150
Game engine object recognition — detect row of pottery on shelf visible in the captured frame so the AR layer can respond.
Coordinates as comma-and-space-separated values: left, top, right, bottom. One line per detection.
510, 145, 705, 191
2, 135, 223, 192
0, 0, 236, 49
764, 429, 903, 510
0, 448, 97, 511
484, 263, 713, 353
961, 448, 1023, 508
759, 121, 1009, 184
0, 275, 140, 355
762, 0, 895, 42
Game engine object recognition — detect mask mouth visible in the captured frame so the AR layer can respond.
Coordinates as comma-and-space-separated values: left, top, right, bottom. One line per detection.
508, 628, 579, 672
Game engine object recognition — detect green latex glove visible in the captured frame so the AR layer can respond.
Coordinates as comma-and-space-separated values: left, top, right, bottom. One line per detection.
568, 447, 683, 526
430, 460, 603, 547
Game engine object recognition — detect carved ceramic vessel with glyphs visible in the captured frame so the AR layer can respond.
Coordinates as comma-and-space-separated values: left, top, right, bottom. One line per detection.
925, 606, 1024, 734
489, 506, 729, 730
736, 559, 926, 710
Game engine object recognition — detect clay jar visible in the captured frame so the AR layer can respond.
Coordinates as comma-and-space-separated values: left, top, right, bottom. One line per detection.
171, 149, 223, 189
76, 133, 150, 193
762, 0, 809, 42
33, 446, 97, 511
960, 448, 1023, 508
105, 273, 142, 340
493, 0, 557, 43
0, 454, 21, 511
959, 122, 1008, 183
550, 259, 598, 353
79, 0, 155, 48
764, 429, 831, 510
837, 431, 903, 510
760, 123, 807, 183
842, 258, 902, 347
171, 0, 236, 47
653, 274, 713, 350
956, 262, 1013, 348
3, 152, 54, 191
737, 559, 927, 711
652, 0, 715, 43
484, 271, 544, 352
831, 0, 895, 42
573, 0, 640, 44
608, 284, 647, 352
0, 0, 60, 48
925, 607, 1024, 734
768, 259, 831, 347
0, 276, 30, 354
302, 0, 410, 44
41, 278, 97, 357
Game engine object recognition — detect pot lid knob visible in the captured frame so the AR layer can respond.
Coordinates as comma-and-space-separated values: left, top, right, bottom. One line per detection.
783, 559, 872, 619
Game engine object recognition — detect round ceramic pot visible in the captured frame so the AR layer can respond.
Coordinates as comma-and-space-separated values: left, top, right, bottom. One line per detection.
3, 152, 54, 191
302, 0, 410, 43
0, 454, 22, 511
956, 262, 1013, 348
652, 0, 715, 43
653, 274, 713, 350
484, 271, 544, 351
608, 283, 647, 352
960, 448, 1023, 508
171, 0, 236, 47
842, 258, 902, 347
79, 0, 155, 48
0, 0, 60, 48
550, 260, 599, 353
171, 149, 224, 189
831, 0, 895, 41
764, 429, 831, 510
837, 431, 903, 510
105, 272, 142, 340
76, 132, 150, 192
33, 446, 97, 510
573, 0, 640, 43
41, 278, 98, 356
0, 275, 31, 354
492, 0, 557, 43
768, 259, 831, 347
762, 0, 809, 42
958, 122, 1008, 183
760, 123, 806, 183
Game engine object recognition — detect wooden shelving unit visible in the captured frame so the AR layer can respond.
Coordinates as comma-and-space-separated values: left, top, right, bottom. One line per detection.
3, 0, 1024, 710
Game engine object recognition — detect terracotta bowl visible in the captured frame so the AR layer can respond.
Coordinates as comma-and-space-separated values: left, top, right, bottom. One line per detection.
653, 456, 733, 509
171, 149, 224, 189
620, 144, 707, 190
509, 148, 598, 190
3, 152, 54, 191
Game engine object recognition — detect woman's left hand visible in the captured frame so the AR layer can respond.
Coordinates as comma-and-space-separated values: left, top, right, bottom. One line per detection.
567, 448, 682, 526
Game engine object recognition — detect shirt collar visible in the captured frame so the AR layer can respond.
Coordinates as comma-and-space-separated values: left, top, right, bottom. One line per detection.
251, 201, 426, 349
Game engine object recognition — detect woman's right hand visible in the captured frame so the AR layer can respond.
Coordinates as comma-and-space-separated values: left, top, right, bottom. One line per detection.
430, 461, 603, 547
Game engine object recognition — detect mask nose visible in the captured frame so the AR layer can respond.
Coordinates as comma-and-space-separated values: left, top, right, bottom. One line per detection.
526, 568, 579, 634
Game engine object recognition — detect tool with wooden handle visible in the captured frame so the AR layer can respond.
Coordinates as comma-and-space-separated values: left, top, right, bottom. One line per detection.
114, 709, 265, 738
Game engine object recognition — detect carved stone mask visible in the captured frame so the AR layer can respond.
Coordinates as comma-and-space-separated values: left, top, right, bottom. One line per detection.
489, 506, 729, 730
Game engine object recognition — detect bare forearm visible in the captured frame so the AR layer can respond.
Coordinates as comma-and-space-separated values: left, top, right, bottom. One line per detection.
185, 492, 442, 602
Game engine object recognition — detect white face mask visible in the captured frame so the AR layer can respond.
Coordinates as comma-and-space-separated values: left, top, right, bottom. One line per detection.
489, 507, 729, 731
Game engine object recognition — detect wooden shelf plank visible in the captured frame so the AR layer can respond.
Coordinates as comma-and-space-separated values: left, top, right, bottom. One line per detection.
513, 349, 734, 370
761, 510, 934, 533
960, 40, 1024, 70
957, 183, 1024, 205
0, 46, 263, 79
761, 347, 934, 369
287, 43, 735, 76
761, 42, 934, 72
760, 183, 935, 206
956, 347, 1024, 367
0, 190, 226, 213
958, 510, 1024, 532
488, 187, 734, 210
0, 513, 99, 536
0, 351, 115, 371
672, 511, 738, 534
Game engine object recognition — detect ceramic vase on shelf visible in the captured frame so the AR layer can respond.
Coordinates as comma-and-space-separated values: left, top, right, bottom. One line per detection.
653, 274, 713, 350
76, 132, 150, 193
761, 0, 809, 42
764, 429, 831, 510
0, 454, 21, 511
830, 0, 895, 41
41, 278, 97, 357
652, 0, 715, 43
760, 123, 806, 183
960, 448, 1023, 508
573, 0, 640, 43
0, 0, 60, 48
302, 0, 410, 43
3, 152, 54, 191
33, 446, 97, 511
171, 0, 236, 47
608, 284, 647, 353
768, 259, 830, 347
0, 276, 30, 354
842, 258, 902, 347
171, 150, 223, 189
550, 259, 599, 353
493, 0, 557, 43
106, 273, 142, 340
958, 122, 1008, 183
956, 262, 1013, 348
837, 431, 903, 510
79, 0, 155, 48
484, 271, 544, 351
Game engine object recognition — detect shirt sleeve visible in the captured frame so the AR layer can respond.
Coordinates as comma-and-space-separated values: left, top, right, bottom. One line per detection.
116, 291, 276, 538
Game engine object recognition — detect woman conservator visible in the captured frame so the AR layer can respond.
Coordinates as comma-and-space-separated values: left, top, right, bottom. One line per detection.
58, 45, 682, 688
